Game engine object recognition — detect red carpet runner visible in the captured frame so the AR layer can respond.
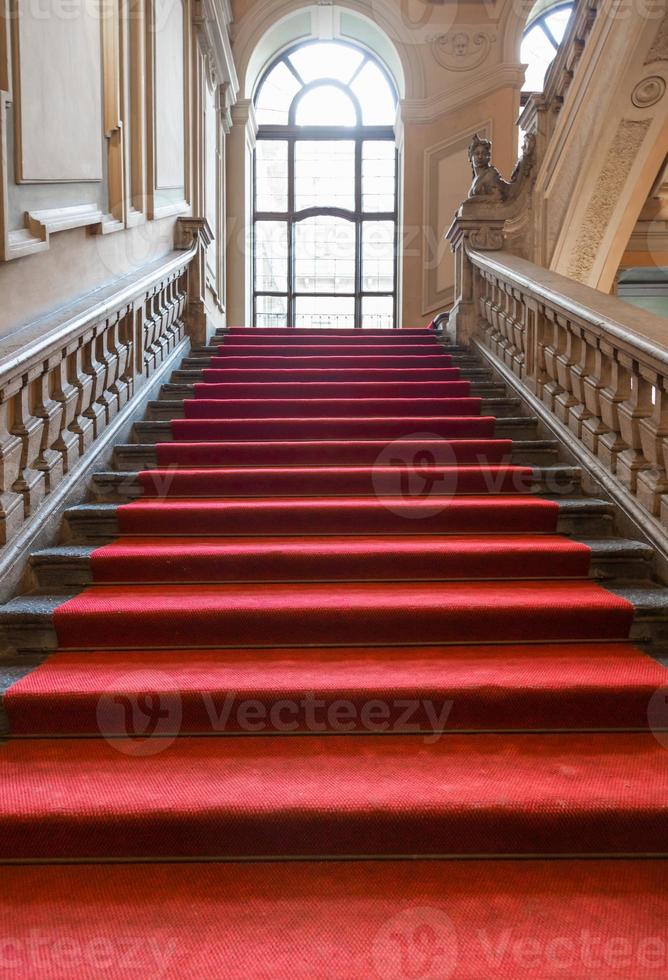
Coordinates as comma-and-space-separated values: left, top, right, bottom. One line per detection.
2, 328, 668, 977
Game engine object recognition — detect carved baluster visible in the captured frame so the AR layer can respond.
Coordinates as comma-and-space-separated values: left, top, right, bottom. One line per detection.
541, 310, 565, 411
50, 347, 81, 472
637, 369, 668, 518
95, 318, 121, 424
581, 334, 609, 454
143, 292, 159, 374
554, 316, 580, 425
616, 353, 653, 493
83, 330, 108, 439
510, 290, 525, 379
30, 364, 65, 494
597, 343, 629, 474
106, 309, 132, 410
533, 306, 551, 401
0, 383, 28, 544
154, 281, 170, 364
566, 324, 593, 438
12, 375, 48, 515
68, 339, 96, 452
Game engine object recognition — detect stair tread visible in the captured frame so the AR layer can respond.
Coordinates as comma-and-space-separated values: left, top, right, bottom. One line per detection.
5, 642, 664, 735
0, 732, 667, 859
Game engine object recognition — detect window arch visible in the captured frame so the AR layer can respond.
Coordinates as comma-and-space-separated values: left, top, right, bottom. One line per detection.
252, 40, 399, 329
521, 0, 575, 93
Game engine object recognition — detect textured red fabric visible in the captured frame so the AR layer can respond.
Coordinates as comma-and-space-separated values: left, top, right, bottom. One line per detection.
4, 325, 665, 914
7, 642, 663, 735
136, 465, 534, 498
88, 534, 592, 583
118, 495, 560, 535
155, 438, 513, 467
208, 354, 453, 368
182, 396, 483, 419
53, 580, 634, 649
201, 366, 464, 382
213, 344, 444, 356
0, 733, 666, 859
1, 860, 666, 979
193, 380, 472, 399
170, 415, 497, 440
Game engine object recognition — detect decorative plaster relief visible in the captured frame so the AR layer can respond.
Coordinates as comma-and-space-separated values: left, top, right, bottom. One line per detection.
631, 76, 666, 108
644, 12, 668, 65
429, 30, 496, 72
566, 118, 651, 282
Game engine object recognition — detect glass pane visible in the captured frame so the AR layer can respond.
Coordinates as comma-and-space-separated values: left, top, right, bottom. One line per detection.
288, 42, 364, 85
295, 296, 355, 329
295, 85, 358, 127
295, 216, 356, 294
545, 7, 573, 44
350, 61, 396, 125
255, 62, 301, 126
294, 141, 355, 211
362, 142, 396, 213
362, 221, 395, 292
255, 295, 287, 329
520, 25, 557, 91
362, 295, 394, 329
255, 141, 288, 212
254, 221, 288, 292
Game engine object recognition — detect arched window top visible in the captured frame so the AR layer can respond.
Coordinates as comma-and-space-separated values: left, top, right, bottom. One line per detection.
521, 0, 575, 92
255, 40, 398, 127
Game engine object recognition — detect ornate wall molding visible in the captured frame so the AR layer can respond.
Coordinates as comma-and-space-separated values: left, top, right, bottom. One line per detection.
429, 30, 496, 73
566, 118, 652, 283
631, 76, 666, 108
401, 64, 525, 125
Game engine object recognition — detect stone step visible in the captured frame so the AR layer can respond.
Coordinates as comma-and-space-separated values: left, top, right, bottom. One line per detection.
145, 396, 525, 422
27, 537, 656, 591
2, 584, 667, 656
61, 496, 614, 548
181, 353, 483, 369
171, 367, 497, 384
159, 381, 509, 400
88, 465, 582, 503
131, 415, 541, 444
112, 438, 560, 471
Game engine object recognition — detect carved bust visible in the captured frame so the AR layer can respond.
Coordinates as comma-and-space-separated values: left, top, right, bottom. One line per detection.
467, 134, 506, 202
466, 132, 537, 205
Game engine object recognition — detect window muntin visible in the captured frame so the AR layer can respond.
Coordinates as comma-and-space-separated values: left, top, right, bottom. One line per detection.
252, 40, 398, 329
521, 1, 575, 92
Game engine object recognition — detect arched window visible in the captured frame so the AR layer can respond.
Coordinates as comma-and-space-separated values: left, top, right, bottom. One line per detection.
521, 0, 575, 92
252, 41, 399, 329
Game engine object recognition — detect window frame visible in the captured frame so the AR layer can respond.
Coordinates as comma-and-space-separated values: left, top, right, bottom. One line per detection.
252, 41, 399, 330
520, 0, 575, 97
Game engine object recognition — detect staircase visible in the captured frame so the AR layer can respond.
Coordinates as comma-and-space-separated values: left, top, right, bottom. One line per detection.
1, 327, 667, 977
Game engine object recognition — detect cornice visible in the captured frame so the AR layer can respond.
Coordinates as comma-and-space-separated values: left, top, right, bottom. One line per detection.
400, 63, 525, 124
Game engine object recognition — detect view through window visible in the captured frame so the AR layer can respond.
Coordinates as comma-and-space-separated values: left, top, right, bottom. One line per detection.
521, 0, 575, 93
252, 41, 398, 329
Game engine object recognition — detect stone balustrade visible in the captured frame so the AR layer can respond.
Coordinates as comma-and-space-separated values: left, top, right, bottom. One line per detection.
0, 216, 213, 549
466, 246, 668, 525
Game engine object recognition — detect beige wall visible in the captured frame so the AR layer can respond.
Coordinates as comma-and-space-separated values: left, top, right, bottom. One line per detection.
0, 0, 238, 339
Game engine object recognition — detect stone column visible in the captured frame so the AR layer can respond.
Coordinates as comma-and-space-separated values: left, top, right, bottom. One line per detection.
226, 100, 257, 327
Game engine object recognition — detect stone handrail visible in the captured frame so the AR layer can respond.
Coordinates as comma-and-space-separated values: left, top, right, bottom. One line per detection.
0, 216, 213, 548
466, 245, 668, 525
